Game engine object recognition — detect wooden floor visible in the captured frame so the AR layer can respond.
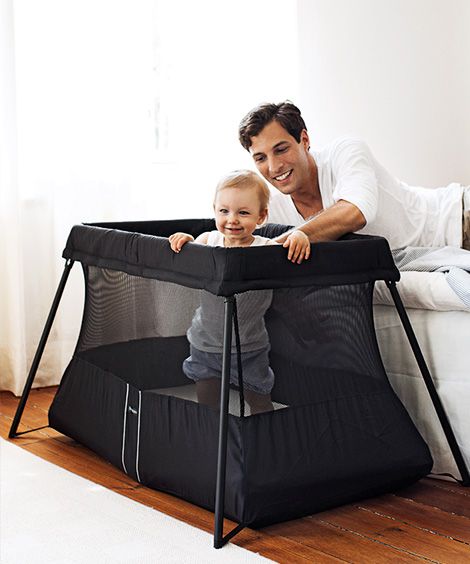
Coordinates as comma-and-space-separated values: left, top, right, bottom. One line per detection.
2, 387, 470, 563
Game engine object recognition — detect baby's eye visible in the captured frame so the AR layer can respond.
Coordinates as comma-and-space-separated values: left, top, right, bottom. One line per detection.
219, 208, 228, 214
239, 211, 250, 216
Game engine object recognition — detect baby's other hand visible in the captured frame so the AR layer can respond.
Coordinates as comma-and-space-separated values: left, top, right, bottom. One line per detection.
282, 230, 311, 264
169, 232, 194, 253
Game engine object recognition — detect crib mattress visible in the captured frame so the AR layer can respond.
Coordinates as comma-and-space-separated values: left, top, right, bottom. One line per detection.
153, 384, 288, 416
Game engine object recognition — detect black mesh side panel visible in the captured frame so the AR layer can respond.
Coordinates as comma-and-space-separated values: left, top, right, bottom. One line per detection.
266, 282, 390, 405
78, 266, 199, 352
78, 338, 190, 390
72, 266, 201, 391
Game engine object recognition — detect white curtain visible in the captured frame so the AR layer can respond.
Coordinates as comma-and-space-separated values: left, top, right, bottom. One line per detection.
1, 0, 27, 396
0, 0, 298, 395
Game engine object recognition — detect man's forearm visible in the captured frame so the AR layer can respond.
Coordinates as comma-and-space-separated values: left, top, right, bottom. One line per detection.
282, 200, 367, 243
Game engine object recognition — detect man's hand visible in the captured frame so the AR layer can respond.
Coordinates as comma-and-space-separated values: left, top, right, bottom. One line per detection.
282, 230, 311, 264
275, 201, 366, 246
169, 232, 194, 253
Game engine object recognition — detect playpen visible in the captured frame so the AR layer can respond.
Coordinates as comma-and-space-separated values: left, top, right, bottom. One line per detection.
10, 220, 469, 548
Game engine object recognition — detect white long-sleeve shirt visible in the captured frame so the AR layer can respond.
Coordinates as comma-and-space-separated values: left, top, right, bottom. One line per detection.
267, 137, 464, 250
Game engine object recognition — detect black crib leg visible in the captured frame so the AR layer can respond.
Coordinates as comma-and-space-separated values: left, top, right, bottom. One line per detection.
386, 280, 470, 486
214, 296, 245, 548
9, 259, 75, 439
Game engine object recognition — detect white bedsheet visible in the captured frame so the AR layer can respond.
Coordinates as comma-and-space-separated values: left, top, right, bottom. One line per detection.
374, 303, 470, 480
374, 271, 470, 312
391, 246, 470, 307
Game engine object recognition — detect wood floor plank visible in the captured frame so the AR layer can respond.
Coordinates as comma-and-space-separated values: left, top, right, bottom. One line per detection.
313, 505, 470, 562
237, 534, 345, 564
359, 494, 470, 544
0, 393, 23, 414
0, 414, 14, 438
4, 403, 48, 430
422, 477, 470, 498
0, 409, 61, 444
26, 390, 56, 412
264, 516, 425, 563
0, 413, 53, 445
0, 388, 54, 413
396, 481, 470, 519
33, 386, 57, 399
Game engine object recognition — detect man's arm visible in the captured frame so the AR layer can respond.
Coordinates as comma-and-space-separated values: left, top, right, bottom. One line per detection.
275, 200, 366, 244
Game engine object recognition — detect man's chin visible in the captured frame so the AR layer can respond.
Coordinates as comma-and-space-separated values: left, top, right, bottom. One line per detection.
274, 183, 296, 195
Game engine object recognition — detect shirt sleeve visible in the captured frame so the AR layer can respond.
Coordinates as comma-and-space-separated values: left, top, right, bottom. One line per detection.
330, 138, 379, 225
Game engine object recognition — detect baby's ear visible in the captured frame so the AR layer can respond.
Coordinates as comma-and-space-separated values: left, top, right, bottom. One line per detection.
257, 208, 269, 227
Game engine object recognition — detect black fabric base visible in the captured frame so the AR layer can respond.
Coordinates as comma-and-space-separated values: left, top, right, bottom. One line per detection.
49, 339, 432, 528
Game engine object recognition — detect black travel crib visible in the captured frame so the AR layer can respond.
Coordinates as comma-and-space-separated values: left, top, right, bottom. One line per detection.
11, 219, 470, 548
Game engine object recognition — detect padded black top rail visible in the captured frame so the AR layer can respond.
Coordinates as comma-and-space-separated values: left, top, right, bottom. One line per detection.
62, 220, 400, 296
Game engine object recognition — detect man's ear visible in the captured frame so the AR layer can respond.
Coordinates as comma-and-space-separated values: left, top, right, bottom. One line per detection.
300, 129, 310, 151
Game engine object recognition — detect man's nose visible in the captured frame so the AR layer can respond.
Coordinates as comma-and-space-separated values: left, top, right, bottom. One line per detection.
267, 154, 282, 176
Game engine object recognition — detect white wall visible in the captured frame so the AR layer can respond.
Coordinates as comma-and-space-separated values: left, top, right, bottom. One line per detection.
297, 0, 470, 187
13, 0, 299, 225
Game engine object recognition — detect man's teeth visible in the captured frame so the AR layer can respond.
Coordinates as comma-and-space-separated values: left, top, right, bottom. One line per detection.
275, 170, 292, 181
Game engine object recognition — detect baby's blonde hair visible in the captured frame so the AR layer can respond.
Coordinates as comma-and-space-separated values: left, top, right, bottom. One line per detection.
214, 169, 270, 210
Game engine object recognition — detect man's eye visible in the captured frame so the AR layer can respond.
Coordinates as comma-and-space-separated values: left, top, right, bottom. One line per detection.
254, 155, 265, 163
275, 146, 288, 154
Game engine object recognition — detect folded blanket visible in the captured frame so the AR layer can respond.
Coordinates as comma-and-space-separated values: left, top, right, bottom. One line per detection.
392, 247, 470, 307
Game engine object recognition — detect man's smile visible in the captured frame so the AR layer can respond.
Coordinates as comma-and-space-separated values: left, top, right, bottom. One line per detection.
274, 169, 293, 182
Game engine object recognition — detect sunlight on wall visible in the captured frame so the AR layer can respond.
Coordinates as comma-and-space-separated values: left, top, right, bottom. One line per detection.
13, 0, 299, 223
148, 0, 299, 218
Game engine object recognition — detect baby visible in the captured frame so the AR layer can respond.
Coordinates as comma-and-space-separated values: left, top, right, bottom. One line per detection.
169, 169, 309, 414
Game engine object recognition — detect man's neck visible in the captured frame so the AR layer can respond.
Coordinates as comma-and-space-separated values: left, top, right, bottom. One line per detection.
291, 155, 322, 220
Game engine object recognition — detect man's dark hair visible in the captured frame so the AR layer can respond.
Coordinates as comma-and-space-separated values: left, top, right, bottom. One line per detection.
238, 101, 307, 151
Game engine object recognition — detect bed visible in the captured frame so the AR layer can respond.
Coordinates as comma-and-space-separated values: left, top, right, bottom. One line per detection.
374, 271, 470, 480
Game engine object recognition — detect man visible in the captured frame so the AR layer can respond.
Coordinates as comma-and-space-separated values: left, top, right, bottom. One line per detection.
239, 101, 470, 253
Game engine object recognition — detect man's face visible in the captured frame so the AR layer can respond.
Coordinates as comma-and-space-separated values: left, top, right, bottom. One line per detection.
248, 120, 311, 196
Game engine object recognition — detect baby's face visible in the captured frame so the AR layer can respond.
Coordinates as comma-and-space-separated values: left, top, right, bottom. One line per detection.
214, 186, 267, 245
